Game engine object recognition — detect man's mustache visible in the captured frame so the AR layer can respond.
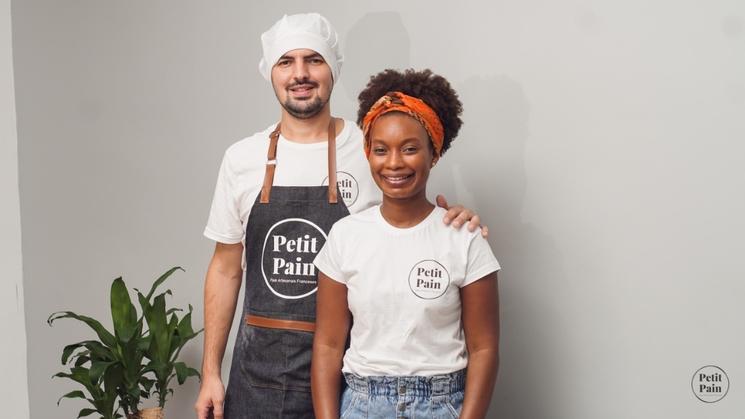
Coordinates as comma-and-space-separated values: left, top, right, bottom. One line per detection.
288, 79, 318, 89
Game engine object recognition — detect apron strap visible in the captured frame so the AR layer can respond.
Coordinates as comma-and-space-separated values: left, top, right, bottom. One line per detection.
245, 314, 315, 333
260, 120, 339, 204
327, 120, 338, 204
259, 124, 281, 203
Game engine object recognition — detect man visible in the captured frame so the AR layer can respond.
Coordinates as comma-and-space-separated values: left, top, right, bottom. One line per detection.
195, 13, 483, 419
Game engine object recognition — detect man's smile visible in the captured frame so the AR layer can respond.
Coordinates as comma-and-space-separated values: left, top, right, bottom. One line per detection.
288, 82, 318, 98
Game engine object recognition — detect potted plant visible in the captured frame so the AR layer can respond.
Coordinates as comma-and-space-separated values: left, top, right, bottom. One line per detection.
49, 267, 201, 419
136, 268, 201, 418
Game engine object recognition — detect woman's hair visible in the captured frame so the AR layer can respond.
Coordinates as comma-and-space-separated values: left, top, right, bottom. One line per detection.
357, 69, 463, 156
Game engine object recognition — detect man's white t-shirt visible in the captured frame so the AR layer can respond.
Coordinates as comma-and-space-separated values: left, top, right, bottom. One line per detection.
313, 205, 501, 377
204, 120, 380, 244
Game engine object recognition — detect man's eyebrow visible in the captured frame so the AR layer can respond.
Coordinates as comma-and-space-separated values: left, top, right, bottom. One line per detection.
277, 53, 324, 61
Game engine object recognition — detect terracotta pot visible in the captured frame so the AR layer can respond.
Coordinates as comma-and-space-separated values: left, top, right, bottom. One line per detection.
130, 407, 164, 419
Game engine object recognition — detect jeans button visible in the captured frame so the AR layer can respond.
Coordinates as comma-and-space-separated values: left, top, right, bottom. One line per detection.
398, 403, 406, 412
398, 385, 406, 395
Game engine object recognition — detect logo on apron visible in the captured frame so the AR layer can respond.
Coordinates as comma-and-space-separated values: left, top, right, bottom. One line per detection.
322, 171, 359, 207
261, 218, 327, 299
408, 260, 450, 299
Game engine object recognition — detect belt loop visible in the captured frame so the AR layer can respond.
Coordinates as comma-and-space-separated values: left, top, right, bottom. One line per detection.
343, 373, 369, 394
431, 375, 447, 396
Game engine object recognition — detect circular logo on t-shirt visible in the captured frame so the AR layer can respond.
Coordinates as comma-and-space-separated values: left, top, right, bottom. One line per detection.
261, 218, 327, 299
408, 260, 450, 299
321, 171, 359, 207
692, 365, 729, 403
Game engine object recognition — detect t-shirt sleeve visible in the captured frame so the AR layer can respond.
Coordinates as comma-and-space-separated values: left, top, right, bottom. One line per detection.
203, 151, 244, 244
462, 234, 501, 287
313, 226, 348, 284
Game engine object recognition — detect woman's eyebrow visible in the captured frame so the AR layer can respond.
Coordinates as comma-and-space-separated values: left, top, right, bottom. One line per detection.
370, 137, 423, 144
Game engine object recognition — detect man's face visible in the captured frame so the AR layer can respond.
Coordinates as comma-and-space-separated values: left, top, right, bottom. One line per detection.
271, 49, 333, 119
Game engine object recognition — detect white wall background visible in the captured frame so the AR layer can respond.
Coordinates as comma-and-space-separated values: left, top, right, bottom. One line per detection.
12, 1, 745, 418
1, 0, 29, 417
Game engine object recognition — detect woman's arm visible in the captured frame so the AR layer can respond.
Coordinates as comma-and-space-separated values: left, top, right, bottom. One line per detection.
311, 272, 352, 419
460, 272, 500, 419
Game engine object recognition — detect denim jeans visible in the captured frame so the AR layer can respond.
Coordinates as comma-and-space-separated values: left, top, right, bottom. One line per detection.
340, 370, 465, 418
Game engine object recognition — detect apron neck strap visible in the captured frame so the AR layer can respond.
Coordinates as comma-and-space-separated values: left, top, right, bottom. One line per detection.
326, 120, 339, 204
260, 120, 339, 204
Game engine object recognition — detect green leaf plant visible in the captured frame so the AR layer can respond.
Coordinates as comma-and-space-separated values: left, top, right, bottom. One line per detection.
137, 267, 202, 407
49, 267, 202, 418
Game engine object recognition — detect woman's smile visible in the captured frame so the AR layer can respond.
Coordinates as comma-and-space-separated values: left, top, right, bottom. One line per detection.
380, 172, 415, 187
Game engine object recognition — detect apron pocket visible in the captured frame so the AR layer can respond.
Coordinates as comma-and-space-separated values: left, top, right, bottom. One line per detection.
281, 328, 314, 391
241, 325, 313, 391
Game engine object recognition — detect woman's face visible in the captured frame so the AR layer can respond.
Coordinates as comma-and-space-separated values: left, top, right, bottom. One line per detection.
368, 112, 439, 203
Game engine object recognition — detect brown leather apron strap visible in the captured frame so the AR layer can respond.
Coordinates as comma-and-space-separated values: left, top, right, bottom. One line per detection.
245, 314, 316, 333
259, 124, 281, 203
327, 120, 338, 204
259, 120, 339, 204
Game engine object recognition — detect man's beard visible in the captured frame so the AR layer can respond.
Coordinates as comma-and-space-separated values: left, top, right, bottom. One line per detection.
281, 95, 327, 120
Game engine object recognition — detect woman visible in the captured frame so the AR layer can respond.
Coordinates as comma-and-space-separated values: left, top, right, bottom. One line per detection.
312, 69, 501, 418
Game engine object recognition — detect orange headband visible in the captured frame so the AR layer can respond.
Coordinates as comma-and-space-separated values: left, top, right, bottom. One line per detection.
362, 91, 445, 158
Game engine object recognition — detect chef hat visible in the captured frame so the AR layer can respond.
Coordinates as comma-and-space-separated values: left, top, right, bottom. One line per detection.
258, 13, 344, 83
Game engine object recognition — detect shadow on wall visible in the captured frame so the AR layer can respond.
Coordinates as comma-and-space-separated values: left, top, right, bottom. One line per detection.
342, 12, 411, 104
431, 75, 571, 418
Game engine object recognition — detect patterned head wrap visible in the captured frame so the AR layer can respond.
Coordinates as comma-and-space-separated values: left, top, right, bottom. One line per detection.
361, 91, 445, 158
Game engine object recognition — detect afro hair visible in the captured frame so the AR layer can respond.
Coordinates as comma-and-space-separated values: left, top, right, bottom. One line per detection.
357, 69, 463, 156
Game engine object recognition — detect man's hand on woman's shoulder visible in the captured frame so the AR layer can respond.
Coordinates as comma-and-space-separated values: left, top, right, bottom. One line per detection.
436, 194, 489, 238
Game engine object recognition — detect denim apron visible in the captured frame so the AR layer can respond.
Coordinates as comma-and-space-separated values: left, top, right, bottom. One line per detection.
224, 121, 350, 418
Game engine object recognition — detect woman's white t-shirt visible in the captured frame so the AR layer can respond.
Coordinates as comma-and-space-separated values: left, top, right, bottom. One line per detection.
313, 205, 500, 377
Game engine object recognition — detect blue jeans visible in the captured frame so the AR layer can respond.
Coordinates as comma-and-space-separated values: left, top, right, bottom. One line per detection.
340, 370, 465, 418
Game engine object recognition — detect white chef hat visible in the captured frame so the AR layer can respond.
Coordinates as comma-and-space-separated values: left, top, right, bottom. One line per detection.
258, 13, 344, 84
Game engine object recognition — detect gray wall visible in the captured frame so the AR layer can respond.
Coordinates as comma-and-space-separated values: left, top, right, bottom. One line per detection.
1, 0, 29, 417
13, 1, 745, 418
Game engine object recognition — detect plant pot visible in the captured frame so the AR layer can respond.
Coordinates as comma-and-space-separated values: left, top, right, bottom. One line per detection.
128, 407, 164, 419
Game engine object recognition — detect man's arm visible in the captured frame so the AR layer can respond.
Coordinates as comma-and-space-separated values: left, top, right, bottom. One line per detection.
194, 242, 244, 419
